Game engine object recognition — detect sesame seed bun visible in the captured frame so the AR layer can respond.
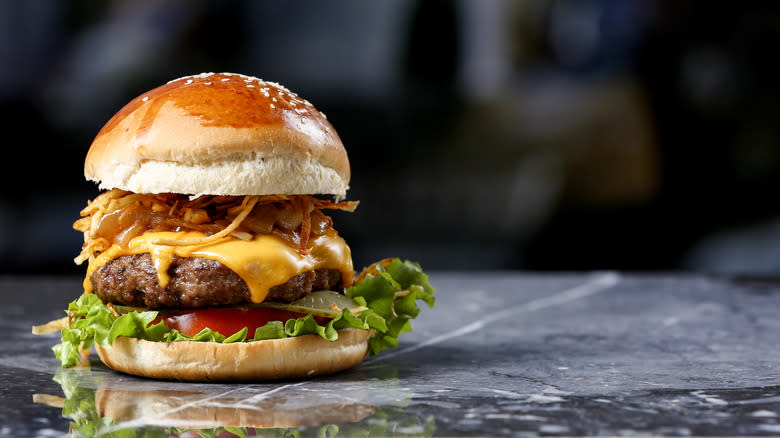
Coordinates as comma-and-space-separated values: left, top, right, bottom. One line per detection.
84, 72, 350, 197
95, 329, 372, 382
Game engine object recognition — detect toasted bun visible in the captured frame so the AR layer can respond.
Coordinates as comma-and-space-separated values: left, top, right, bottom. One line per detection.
85, 72, 350, 197
94, 329, 371, 381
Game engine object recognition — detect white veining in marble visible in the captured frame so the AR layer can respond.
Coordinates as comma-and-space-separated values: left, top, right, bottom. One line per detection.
3, 274, 780, 436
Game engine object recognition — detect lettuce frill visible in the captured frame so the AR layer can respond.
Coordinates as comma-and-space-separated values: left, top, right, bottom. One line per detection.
54, 259, 435, 367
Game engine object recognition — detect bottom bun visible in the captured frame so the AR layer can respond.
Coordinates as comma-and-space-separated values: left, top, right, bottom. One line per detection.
95, 329, 372, 381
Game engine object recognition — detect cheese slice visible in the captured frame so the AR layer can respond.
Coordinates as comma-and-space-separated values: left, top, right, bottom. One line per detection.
84, 231, 354, 303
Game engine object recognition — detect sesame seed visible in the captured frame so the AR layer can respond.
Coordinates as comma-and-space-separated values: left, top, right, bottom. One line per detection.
185, 79, 193, 85
141, 96, 149, 102
272, 97, 277, 102
168, 72, 214, 84
247, 84, 255, 88
204, 82, 212, 85
270, 104, 276, 109
221, 78, 230, 82
267, 81, 288, 93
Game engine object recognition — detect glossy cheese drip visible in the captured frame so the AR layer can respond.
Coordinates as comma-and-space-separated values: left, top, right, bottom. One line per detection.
84, 231, 354, 303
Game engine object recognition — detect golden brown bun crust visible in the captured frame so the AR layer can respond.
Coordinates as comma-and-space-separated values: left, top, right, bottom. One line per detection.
85, 72, 350, 197
94, 329, 371, 381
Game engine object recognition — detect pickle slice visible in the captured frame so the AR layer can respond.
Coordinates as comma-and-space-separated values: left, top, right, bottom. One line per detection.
259, 290, 362, 318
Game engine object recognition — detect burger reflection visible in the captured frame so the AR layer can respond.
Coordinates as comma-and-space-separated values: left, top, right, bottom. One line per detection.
35, 367, 435, 437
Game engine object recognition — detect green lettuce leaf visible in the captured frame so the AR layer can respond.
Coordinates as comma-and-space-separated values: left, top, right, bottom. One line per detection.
253, 321, 285, 341
346, 259, 435, 354
53, 258, 435, 367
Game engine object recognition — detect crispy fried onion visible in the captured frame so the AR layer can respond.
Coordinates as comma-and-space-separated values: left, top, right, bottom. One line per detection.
150, 195, 259, 246
74, 189, 358, 265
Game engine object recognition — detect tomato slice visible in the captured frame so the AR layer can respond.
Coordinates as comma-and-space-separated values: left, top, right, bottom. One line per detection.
151, 307, 310, 338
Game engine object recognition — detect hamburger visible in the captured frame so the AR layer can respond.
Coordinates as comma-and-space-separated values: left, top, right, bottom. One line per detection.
37, 72, 434, 381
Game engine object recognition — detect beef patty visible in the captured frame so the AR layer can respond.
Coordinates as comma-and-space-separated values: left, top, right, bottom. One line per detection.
90, 253, 342, 309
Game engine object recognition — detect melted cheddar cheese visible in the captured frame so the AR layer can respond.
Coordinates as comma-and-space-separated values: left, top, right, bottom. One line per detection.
84, 231, 354, 303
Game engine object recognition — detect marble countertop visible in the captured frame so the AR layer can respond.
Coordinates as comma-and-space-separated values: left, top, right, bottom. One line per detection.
3, 272, 780, 436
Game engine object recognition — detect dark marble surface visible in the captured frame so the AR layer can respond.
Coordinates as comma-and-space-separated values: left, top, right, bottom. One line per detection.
2, 272, 780, 437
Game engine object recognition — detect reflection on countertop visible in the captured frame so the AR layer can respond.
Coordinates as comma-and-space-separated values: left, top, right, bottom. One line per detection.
35, 364, 434, 437
5, 273, 780, 436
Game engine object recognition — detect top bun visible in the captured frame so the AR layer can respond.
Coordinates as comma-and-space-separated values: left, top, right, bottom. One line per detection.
85, 72, 350, 197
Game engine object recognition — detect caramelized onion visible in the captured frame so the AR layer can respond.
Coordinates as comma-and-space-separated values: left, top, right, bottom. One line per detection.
73, 190, 356, 264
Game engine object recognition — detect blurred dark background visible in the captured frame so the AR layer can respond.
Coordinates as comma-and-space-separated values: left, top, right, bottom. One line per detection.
2, 0, 780, 276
